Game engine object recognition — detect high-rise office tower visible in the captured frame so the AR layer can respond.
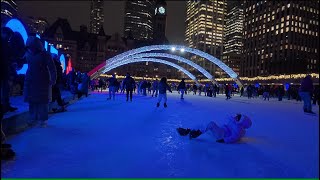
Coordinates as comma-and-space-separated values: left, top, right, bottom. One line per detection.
1, 0, 17, 26
185, 0, 227, 76
242, 0, 319, 77
124, 0, 155, 40
222, 1, 244, 75
89, 0, 104, 34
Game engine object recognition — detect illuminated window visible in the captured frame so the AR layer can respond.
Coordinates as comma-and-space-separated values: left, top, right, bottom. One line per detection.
272, 15, 275, 20
276, 30, 278, 35
286, 27, 289, 32
281, 23, 284, 28
286, 21, 289, 26
271, 26, 274, 31
276, 25, 279, 29
281, 29, 284, 33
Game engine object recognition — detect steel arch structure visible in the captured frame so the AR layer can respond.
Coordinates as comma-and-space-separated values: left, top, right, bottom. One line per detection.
102, 58, 200, 85
91, 45, 242, 87
103, 53, 213, 80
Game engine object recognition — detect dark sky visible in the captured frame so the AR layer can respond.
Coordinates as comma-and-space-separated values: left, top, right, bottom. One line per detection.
17, 1, 186, 44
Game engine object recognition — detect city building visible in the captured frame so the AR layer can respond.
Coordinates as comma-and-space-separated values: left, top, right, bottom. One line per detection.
89, 0, 104, 34
185, 0, 227, 78
153, 0, 168, 44
1, 0, 17, 26
21, 16, 49, 35
43, 18, 178, 78
242, 0, 319, 77
222, 1, 244, 76
124, 0, 155, 40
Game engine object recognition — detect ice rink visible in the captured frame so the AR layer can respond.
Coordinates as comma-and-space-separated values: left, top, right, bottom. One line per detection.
1, 91, 319, 178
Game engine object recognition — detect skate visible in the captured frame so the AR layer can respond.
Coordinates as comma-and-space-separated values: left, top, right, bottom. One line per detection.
189, 130, 202, 139
164, 103, 167, 108
177, 128, 191, 136
156, 103, 160, 107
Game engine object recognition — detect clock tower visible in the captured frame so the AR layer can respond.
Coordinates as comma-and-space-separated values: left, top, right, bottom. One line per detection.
153, 0, 167, 44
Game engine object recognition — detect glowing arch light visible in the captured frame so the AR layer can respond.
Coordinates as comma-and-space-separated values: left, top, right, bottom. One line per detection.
17, 64, 28, 75
44, 41, 48, 51
5, 18, 28, 45
59, 54, 66, 72
106, 52, 213, 80
50, 45, 58, 55
6, 18, 28, 75
103, 58, 200, 84
106, 45, 239, 79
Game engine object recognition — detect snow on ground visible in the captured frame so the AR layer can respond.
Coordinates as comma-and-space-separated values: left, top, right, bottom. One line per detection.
1, 91, 319, 178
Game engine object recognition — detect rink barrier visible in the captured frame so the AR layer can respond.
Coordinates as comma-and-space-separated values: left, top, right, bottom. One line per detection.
2, 91, 78, 136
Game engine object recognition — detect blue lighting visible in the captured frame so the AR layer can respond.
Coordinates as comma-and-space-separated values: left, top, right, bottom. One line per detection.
36, 34, 40, 38
5, 18, 28, 45
59, 54, 66, 72
17, 64, 28, 75
44, 41, 48, 51
50, 45, 58, 55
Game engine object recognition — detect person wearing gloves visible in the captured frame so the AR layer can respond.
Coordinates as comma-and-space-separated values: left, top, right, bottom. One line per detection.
156, 77, 172, 108
177, 113, 252, 143
23, 36, 57, 127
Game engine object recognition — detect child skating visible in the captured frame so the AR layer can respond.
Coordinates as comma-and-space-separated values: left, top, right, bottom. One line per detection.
177, 113, 252, 143
157, 77, 172, 108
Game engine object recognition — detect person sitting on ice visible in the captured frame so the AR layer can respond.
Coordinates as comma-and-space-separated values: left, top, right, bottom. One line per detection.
177, 113, 252, 143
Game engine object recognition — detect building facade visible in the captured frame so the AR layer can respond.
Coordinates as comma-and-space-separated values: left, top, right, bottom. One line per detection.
242, 0, 319, 77
1, 0, 17, 26
153, 0, 167, 44
124, 0, 155, 40
43, 18, 178, 79
185, 0, 227, 77
89, 0, 104, 34
222, 1, 244, 76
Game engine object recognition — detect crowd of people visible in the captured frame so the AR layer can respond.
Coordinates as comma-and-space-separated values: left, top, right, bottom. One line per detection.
1, 26, 319, 160
0, 29, 92, 160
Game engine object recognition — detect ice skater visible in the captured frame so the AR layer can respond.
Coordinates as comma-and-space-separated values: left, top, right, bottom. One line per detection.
177, 113, 252, 143
177, 78, 186, 99
156, 77, 172, 108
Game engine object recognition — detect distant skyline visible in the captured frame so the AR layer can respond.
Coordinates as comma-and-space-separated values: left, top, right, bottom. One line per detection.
17, 1, 186, 44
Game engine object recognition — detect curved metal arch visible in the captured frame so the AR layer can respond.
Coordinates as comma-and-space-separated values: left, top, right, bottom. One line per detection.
105, 53, 213, 80
106, 45, 238, 79
103, 58, 200, 85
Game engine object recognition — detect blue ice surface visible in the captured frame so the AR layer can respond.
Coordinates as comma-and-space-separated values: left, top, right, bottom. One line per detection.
1, 92, 319, 178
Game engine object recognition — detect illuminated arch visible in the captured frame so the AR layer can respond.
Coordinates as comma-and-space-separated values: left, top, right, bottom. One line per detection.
5, 18, 28, 45
99, 58, 200, 84
59, 54, 66, 72
105, 53, 213, 80
91, 45, 242, 86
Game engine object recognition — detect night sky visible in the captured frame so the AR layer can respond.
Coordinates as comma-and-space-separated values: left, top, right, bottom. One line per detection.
17, 1, 186, 44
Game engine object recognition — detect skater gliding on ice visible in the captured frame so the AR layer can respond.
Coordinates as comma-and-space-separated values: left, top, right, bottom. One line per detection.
177, 113, 252, 143
157, 77, 172, 108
